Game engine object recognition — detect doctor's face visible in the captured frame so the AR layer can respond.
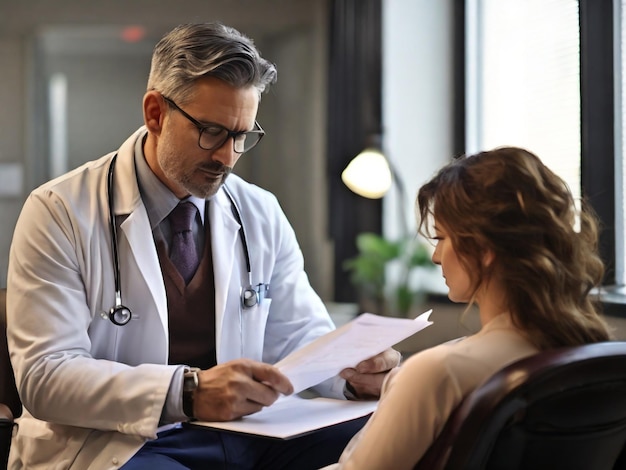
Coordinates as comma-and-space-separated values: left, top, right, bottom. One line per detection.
156, 77, 260, 199
431, 221, 474, 303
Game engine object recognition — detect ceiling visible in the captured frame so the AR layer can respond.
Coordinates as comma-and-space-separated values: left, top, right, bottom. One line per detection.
0, 0, 326, 52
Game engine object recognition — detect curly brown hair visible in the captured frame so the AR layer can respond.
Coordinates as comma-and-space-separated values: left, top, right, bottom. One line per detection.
417, 147, 612, 349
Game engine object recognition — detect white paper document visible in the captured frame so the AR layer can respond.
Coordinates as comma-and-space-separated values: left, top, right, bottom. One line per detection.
192, 394, 378, 439
192, 310, 432, 438
275, 310, 433, 394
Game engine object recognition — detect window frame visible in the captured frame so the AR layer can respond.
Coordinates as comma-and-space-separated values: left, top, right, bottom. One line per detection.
579, 0, 616, 287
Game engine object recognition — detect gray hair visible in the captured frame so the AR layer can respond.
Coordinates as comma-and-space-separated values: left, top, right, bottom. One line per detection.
147, 22, 277, 104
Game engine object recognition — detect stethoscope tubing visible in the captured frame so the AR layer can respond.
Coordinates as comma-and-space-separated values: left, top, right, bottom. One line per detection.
107, 155, 124, 309
106, 153, 265, 326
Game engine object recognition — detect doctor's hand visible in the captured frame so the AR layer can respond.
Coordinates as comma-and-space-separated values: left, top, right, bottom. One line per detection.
339, 348, 402, 399
192, 359, 293, 422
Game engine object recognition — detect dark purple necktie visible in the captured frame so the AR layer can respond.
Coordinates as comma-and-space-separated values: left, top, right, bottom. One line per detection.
168, 201, 199, 284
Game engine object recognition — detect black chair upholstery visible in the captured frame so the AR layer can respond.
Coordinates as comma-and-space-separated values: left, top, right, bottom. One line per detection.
415, 341, 626, 470
0, 288, 20, 469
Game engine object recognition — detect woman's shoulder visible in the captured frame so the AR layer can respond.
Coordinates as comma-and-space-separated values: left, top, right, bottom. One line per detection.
395, 323, 538, 393
392, 341, 474, 390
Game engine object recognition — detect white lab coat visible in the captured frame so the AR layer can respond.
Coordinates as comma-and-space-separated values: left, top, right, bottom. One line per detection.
6, 128, 344, 469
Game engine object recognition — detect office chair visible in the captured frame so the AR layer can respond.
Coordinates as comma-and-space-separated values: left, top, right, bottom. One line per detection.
414, 341, 626, 470
0, 288, 21, 469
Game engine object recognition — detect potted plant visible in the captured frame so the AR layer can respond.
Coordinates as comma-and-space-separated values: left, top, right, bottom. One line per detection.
343, 232, 434, 317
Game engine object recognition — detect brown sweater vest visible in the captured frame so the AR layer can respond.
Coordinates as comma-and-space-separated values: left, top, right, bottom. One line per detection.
156, 220, 217, 369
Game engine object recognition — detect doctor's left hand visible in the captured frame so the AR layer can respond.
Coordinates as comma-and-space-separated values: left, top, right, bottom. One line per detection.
339, 348, 402, 399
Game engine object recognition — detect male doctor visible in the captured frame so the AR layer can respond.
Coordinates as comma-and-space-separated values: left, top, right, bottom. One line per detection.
6, 22, 400, 469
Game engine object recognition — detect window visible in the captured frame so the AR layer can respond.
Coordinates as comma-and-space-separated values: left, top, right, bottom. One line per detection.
465, 0, 626, 300
466, 0, 581, 202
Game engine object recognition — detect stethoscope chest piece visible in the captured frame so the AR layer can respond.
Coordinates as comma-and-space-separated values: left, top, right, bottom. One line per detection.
242, 287, 259, 308
241, 283, 269, 309
109, 304, 132, 326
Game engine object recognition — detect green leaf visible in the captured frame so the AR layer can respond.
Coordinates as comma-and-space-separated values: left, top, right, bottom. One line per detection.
355, 233, 400, 261
343, 256, 385, 285
407, 242, 433, 267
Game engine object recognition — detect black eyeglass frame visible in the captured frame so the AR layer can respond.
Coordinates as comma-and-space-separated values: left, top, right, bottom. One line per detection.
162, 95, 265, 154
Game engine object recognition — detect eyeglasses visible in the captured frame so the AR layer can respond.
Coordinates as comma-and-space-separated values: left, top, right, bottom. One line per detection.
162, 96, 265, 154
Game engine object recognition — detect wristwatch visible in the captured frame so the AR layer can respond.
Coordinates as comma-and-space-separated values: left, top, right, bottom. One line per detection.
183, 367, 201, 419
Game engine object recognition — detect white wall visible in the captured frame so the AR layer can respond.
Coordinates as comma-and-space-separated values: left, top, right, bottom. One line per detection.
0, 0, 332, 296
0, 38, 28, 289
0, 0, 455, 299
383, 0, 454, 294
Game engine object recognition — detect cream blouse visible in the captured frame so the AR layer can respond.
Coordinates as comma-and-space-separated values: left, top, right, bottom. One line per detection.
323, 312, 539, 470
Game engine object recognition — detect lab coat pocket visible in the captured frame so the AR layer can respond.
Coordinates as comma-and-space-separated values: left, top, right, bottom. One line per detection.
12, 418, 77, 468
241, 298, 271, 360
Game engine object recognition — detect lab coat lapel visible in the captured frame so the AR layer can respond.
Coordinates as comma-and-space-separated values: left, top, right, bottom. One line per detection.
110, 130, 168, 333
120, 212, 167, 326
210, 188, 242, 362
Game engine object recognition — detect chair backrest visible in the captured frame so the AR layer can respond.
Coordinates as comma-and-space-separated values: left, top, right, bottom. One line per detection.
415, 341, 626, 470
0, 287, 20, 469
0, 288, 20, 419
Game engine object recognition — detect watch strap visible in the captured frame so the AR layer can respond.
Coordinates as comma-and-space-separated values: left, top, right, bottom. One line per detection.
183, 367, 200, 419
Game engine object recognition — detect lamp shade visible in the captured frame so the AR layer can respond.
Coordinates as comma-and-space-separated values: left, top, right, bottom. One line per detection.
341, 147, 392, 199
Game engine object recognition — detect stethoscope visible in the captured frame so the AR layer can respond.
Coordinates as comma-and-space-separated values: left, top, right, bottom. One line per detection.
106, 154, 269, 326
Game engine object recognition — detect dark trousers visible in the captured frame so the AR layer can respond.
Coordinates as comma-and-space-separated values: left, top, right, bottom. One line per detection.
120, 415, 369, 470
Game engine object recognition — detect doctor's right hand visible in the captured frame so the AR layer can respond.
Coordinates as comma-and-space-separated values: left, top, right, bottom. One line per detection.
192, 359, 293, 422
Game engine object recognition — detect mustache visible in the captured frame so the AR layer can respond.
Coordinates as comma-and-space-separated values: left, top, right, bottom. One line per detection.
199, 161, 233, 176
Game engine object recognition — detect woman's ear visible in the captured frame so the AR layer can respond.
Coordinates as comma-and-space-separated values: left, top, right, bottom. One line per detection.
143, 91, 166, 135
482, 248, 495, 268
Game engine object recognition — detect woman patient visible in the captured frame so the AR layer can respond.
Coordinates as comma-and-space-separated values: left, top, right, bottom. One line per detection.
324, 146, 613, 470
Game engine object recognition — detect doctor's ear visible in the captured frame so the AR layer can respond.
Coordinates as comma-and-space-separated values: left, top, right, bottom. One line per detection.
143, 91, 166, 134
